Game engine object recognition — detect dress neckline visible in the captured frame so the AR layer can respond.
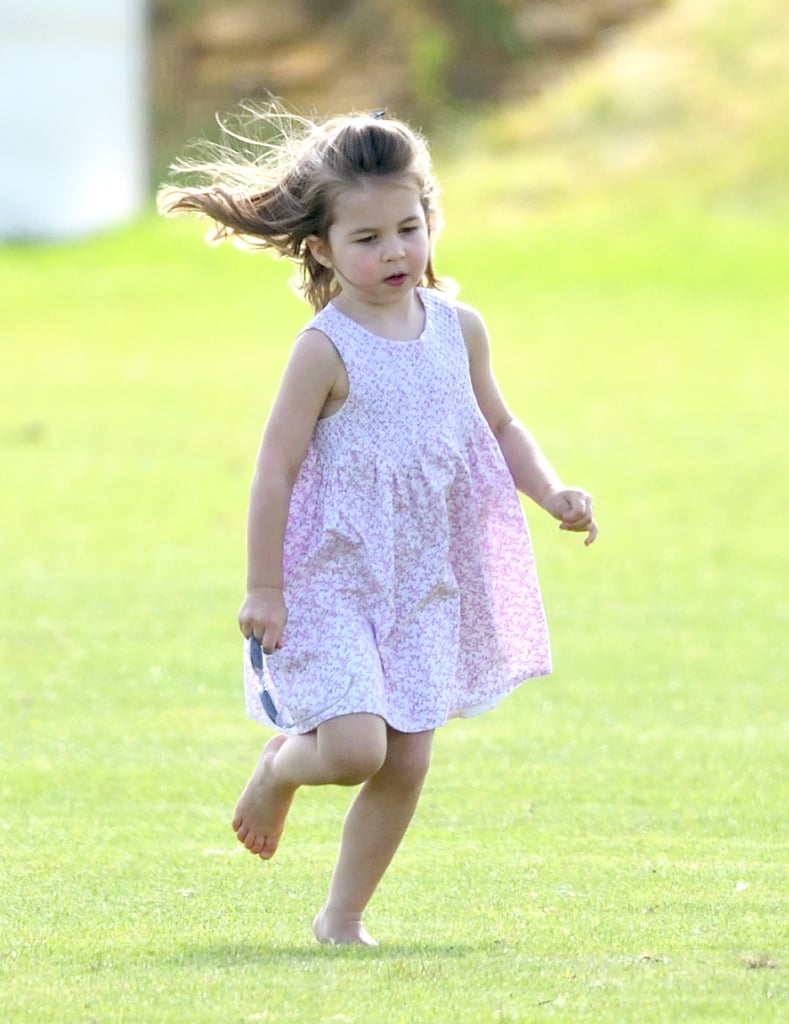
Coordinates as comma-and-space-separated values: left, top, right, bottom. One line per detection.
328, 288, 429, 344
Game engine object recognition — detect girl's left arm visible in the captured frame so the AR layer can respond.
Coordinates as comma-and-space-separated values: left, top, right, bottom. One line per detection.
457, 303, 598, 545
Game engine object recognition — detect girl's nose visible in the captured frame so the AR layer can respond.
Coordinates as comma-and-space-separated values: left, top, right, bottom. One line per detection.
383, 236, 405, 260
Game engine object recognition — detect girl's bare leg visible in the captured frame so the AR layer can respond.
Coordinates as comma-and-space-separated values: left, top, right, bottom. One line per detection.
232, 714, 388, 860
313, 727, 434, 946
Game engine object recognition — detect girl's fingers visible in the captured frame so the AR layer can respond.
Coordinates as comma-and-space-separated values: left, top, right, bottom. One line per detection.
261, 624, 284, 654
562, 492, 593, 521
560, 515, 598, 544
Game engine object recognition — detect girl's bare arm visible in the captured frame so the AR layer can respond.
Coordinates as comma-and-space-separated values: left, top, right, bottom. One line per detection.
239, 329, 346, 651
457, 302, 597, 544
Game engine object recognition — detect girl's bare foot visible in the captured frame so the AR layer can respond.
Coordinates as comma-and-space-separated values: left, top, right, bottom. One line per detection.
232, 734, 293, 860
312, 906, 378, 947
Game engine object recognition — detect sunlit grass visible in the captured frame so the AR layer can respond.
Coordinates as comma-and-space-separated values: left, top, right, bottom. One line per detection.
1, 198, 786, 1022
443, 0, 789, 221
5, 0, 789, 1016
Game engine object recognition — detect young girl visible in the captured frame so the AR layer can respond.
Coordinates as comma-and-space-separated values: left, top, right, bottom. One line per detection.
158, 105, 597, 947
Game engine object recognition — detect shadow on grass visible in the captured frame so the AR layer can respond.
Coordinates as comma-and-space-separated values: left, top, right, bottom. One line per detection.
170, 941, 478, 967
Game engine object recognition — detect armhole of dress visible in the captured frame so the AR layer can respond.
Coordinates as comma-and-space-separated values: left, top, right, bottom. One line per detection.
304, 323, 352, 423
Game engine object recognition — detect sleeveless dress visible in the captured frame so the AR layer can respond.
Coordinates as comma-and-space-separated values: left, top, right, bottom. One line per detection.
244, 288, 551, 735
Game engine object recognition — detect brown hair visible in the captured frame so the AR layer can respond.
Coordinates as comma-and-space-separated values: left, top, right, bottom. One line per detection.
157, 102, 446, 311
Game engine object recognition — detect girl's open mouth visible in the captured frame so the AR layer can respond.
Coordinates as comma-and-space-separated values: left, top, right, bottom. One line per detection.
384, 274, 407, 286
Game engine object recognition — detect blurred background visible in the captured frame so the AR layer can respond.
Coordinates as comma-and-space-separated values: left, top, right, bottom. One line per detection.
9, 0, 788, 236
148, 0, 664, 175
2, 7, 787, 1017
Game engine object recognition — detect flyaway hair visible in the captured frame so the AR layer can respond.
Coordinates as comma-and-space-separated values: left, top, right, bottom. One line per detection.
157, 101, 447, 310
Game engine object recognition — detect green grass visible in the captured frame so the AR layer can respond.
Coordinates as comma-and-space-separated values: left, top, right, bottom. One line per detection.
1, 201, 786, 1022
439, 0, 789, 225
5, 1, 788, 1017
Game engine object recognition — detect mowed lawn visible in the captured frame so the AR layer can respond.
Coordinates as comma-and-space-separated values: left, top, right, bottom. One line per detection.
0, 202, 786, 1023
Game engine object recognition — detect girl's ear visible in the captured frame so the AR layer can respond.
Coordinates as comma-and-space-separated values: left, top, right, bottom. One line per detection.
306, 235, 332, 268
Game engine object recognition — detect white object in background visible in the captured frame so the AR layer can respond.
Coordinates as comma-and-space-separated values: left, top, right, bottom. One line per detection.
0, 1, 147, 240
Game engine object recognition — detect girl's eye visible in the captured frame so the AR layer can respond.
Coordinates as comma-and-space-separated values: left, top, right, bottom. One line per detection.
356, 235, 375, 244
401, 226, 418, 234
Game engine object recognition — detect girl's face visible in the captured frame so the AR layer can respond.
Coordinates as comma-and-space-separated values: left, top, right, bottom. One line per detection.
308, 178, 430, 306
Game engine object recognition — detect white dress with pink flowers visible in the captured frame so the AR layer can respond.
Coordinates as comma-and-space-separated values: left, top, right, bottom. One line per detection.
244, 288, 551, 734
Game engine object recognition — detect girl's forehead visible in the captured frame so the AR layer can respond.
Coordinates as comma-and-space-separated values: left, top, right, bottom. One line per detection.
331, 178, 423, 223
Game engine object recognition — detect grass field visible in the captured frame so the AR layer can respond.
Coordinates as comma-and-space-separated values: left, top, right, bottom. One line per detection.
5, 1, 788, 1016
1, 194, 786, 1023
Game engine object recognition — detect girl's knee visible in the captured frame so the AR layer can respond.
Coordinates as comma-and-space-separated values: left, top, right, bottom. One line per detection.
318, 716, 388, 785
329, 744, 387, 785
383, 730, 434, 789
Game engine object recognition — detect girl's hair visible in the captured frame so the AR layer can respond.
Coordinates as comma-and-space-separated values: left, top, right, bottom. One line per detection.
157, 102, 446, 311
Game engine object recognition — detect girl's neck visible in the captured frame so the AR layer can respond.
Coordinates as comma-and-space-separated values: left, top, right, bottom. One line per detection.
332, 289, 425, 341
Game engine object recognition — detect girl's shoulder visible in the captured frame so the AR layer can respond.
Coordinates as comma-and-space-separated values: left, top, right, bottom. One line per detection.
293, 323, 340, 350
288, 325, 346, 377
418, 288, 480, 327
450, 298, 485, 329
421, 289, 484, 328
429, 295, 489, 357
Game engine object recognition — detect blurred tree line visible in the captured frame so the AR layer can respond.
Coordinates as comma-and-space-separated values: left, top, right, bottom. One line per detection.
151, 0, 660, 171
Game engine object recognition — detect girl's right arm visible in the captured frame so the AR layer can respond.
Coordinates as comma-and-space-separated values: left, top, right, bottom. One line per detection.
238, 328, 345, 653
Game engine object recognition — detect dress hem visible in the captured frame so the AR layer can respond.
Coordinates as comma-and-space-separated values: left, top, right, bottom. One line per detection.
247, 665, 552, 736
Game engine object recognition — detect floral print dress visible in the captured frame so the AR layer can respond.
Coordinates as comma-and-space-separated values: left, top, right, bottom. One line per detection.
244, 288, 551, 734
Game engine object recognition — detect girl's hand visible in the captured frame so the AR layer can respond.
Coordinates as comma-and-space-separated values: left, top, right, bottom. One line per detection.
238, 587, 288, 654
543, 488, 598, 546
